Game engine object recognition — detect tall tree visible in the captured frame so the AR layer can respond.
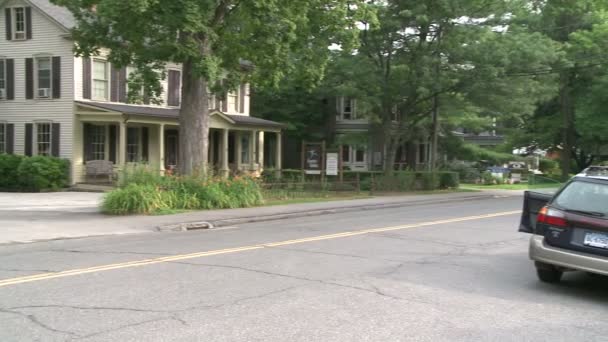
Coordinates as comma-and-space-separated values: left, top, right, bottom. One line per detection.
331, 0, 557, 173
54, 0, 363, 175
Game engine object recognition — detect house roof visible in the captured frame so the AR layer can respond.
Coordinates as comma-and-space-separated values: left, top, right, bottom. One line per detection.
29, 0, 75, 29
0, 0, 76, 30
76, 101, 285, 129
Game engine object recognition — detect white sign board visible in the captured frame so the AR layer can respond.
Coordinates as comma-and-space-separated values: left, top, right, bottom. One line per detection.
326, 153, 339, 176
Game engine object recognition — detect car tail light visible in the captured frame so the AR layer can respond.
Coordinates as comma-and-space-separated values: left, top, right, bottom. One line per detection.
537, 206, 568, 227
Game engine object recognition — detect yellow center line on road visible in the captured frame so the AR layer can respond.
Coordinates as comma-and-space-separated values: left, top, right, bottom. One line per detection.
0, 210, 521, 288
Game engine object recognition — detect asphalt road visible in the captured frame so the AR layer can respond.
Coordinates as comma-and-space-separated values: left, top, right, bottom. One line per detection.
0, 195, 607, 342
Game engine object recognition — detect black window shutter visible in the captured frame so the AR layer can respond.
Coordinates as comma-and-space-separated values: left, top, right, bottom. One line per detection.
25, 7, 32, 40
6, 59, 14, 100
52, 57, 61, 99
25, 123, 33, 156
118, 68, 127, 103
221, 93, 228, 112
6, 124, 14, 154
51, 123, 60, 157
239, 84, 246, 113
5, 8, 11, 41
109, 125, 117, 163
110, 64, 119, 102
141, 127, 149, 162
25, 58, 34, 99
168, 70, 180, 106
82, 58, 91, 99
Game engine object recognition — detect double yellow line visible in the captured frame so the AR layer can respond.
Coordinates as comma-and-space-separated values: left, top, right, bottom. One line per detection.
0, 210, 520, 288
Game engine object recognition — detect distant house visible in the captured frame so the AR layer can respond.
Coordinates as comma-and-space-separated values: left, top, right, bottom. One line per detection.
0, 0, 284, 184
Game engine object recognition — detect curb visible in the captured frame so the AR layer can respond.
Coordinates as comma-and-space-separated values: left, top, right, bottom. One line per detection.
157, 193, 498, 232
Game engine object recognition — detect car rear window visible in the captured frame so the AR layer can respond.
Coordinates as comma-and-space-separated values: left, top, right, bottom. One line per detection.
553, 181, 608, 216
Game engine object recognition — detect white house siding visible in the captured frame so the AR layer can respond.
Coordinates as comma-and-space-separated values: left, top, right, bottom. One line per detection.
0, 0, 75, 163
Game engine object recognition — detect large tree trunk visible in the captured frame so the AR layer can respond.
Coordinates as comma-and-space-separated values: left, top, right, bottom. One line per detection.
179, 57, 210, 176
384, 133, 399, 175
559, 72, 575, 182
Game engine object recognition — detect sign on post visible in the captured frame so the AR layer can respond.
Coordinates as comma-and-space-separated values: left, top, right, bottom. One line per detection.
326, 153, 339, 176
303, 143, 323, 175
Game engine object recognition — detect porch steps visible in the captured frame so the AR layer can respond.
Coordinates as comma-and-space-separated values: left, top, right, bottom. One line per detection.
69, 183, 116, 193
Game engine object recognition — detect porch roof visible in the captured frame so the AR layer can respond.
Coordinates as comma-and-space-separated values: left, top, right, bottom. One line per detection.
75, 101, 286, 129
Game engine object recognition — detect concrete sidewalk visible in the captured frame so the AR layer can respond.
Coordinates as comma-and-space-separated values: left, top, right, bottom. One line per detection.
0, 190, 521, 245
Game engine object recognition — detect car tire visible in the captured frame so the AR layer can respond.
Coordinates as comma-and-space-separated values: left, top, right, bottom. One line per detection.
536, 266, 563, 283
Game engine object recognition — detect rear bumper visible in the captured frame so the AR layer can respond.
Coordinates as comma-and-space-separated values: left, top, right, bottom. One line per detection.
529, 236, 608, 276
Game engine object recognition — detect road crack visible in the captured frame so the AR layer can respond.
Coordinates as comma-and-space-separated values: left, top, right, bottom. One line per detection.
0, 308, 80, 338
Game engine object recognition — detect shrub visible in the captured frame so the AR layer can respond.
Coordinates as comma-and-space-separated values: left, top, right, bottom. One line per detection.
102, 170, 264, 215
102, 184, 166, 215
17, 156, 70, 191
0, 154, 26, 190
439, 172, 460, 189
481, 171, 495, 185
418, 172, 440, 190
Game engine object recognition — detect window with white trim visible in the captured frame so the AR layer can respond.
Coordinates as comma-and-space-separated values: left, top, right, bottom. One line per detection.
0, 59, 5, 99
0, 123, 5, 154
341, 145, 366, 164
338, 97, 356, 120
228, 90, 238, 112
36, 57, 52, 99
36, 123, 51, 156
93, 59, 109, 100
12, 8, 27, 40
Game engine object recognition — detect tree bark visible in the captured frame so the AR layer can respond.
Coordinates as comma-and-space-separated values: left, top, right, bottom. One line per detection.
179, 55, 210, 176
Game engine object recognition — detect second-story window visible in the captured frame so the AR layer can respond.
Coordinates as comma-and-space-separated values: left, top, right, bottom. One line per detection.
36, 57, 52, 99
228, 91, 238, 112
13, 8, 26, 40
93, 59, 109, 100
340, 97, 356, 120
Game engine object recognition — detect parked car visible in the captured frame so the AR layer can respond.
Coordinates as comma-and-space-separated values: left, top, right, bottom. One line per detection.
519, 166, 608, 283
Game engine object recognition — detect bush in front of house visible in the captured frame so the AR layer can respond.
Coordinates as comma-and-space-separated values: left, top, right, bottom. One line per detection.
0, 154, 69, 192
0, 154, 26, 190
102, 168, 264, 215
16, 156, 71, 192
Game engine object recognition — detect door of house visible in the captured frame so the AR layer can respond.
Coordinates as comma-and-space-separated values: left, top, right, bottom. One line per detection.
165, 130, 179, 171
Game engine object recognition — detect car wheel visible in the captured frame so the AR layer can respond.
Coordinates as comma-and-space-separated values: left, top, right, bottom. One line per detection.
536, 265, 563, 283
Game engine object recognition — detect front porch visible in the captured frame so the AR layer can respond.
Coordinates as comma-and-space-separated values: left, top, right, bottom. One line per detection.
73, 101, 284, 184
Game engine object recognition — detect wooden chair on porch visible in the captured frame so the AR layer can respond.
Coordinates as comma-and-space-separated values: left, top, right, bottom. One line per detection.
85, 160, 115, 183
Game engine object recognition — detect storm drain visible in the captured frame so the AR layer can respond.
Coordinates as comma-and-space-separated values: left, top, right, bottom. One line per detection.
158, 221, 215, 232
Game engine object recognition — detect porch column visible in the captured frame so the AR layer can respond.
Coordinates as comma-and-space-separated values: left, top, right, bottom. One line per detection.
249, 130, 257, 171
221, 128, 230, 177
118, 121, 127, 166
258, 131, 265, 171
275, 131, 282, 178
235, 131, 242, 171
158, 124, 165, 174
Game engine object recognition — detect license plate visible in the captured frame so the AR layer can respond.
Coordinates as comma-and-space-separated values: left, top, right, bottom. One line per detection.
584, 232, 608, 249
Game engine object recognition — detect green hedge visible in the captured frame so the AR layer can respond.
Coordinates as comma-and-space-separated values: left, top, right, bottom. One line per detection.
0, 154, 70, 192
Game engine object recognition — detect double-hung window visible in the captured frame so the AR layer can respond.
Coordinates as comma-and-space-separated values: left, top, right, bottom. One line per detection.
36, 122, 52, 156
13, 7, 26, 40
0, 59, 5, 99
36, 57, 52, 98
93, 60, 109, 100
338, 97, 357, 120
91, 125, 106, 160
241, 135, 250, 164
228, 91, 238, 112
